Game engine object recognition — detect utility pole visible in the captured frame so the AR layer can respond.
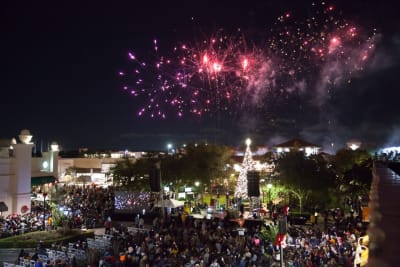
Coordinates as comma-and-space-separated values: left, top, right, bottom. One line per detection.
155, 161, 164, 217
278, 214, 287, 267
43, 192, 48, 230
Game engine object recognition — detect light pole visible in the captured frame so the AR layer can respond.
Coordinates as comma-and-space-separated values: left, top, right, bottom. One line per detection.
167, 143, 173, 155
154, 162, 164, 217
194, 181, 200, 207
260, 178, 265, 204
267, 183, 272, 212
43, 192, 48, 230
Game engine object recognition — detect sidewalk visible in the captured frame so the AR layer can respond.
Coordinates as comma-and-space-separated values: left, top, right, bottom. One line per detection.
93, 227, 105, 236
0, 228, 106, 267
0, 248, 33, 266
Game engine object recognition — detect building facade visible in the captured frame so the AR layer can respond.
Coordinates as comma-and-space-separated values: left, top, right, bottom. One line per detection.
273, 138, 321, 156
0, 130, 58, 216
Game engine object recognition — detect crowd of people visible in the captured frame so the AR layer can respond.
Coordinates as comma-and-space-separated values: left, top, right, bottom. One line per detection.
1, 184, 368, 267
85, 208, 366, 267
374, 150, 400, 162
0, 184, 115, 238
0, 212, 44, 237
56, 184, 115, 229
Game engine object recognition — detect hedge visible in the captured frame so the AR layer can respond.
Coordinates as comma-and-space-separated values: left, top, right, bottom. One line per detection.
0, 229, 94, 248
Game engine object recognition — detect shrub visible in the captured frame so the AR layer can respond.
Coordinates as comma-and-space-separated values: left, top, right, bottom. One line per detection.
0, 229, 94, 248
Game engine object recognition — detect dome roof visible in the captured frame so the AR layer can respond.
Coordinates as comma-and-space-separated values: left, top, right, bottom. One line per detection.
20, 129, 31, 135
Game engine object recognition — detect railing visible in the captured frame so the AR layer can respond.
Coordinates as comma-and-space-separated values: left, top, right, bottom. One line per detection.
365, 162, 389, 267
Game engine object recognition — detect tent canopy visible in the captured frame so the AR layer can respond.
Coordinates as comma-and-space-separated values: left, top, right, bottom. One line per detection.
154, 199, 185, 208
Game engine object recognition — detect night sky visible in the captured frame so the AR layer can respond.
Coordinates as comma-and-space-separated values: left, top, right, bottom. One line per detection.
1, 0, 400, 152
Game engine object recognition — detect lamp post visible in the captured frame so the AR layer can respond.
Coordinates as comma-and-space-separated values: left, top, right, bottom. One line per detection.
260, 179, 265, 204
225, 191, 229, 209
154, 161, 164, 217
267, 183, 272, 213
267, 183, 272, 198
167, 143, 173, 155
194, 181, 200, 206
43, 192, 48, 230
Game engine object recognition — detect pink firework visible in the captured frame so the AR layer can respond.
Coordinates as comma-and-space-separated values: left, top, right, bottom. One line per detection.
119, 1, 379, 118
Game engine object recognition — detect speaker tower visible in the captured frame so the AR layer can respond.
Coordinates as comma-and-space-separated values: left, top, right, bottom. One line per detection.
247, 170, 260, 197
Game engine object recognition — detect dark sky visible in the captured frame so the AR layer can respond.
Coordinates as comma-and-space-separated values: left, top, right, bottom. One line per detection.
1, 0, 400, 152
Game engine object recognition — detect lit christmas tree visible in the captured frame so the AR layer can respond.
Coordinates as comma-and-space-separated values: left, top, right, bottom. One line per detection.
235, 138, 254, 199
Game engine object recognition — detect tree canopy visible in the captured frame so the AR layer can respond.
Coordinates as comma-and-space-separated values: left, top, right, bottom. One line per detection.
333, 149, 372, 197
275, 151, 335, 212
161, 143, 234, 190
110, 143, 234, 193
332, 148, 371, 176
111, 158, 151, 191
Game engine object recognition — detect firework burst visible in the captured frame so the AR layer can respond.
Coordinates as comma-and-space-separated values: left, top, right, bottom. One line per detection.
119, 1, 379, 119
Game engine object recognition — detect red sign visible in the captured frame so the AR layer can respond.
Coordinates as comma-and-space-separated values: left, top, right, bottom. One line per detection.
274, 233, 287, 248
21, 205, 29, 213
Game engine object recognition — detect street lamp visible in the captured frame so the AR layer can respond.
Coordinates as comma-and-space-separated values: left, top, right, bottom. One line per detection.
267, 183, 272, 209
194, 181, 200, 207
42, 192, 48, 230
260, 179, 265, 203
167, 143, 173, 155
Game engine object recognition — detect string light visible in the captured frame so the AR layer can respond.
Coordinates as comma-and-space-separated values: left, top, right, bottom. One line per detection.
235, 138, 254, 199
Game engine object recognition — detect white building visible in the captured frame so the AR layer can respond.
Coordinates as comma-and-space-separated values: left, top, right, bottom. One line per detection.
0, 130, 58, 216
274, 138, 321, 156
346, 139, 362, 151
0, 129, 171, 216
57, 157, 126, 185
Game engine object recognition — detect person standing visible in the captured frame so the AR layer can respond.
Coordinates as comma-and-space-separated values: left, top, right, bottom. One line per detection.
47, 216, 53, 230
34, 259, 43, 267
104, 216, 112, 234
139, 216, 144, 229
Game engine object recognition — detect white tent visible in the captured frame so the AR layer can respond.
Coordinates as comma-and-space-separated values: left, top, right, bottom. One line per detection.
154, 199, 185, 208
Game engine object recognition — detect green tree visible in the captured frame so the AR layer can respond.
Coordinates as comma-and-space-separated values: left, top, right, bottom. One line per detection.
260, 224, 279, 243
50, 203, 69, 234
333, 148, 371, 176
161, 143, 234, 192
332, 149, 372, 198
276, 151, 335, 213
111, 158, 151, 191
183, 143, 233, 190
308, 153, 337, 208
159, 154, 185, 190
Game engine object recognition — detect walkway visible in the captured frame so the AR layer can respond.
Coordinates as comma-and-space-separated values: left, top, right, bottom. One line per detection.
0, 227, 105, 267
0, 248, 34, 266
372, 163, 400, 266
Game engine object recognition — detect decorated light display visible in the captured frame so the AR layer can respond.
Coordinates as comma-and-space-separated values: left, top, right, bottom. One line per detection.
235, 138, 254, 199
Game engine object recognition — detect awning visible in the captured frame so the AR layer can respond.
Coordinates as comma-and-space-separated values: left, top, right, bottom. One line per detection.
31, 175, 56, 186
154, 199, 185, 208
76, 175, 92, 183
75, 168, 102, 173
0, 201, 8, 212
